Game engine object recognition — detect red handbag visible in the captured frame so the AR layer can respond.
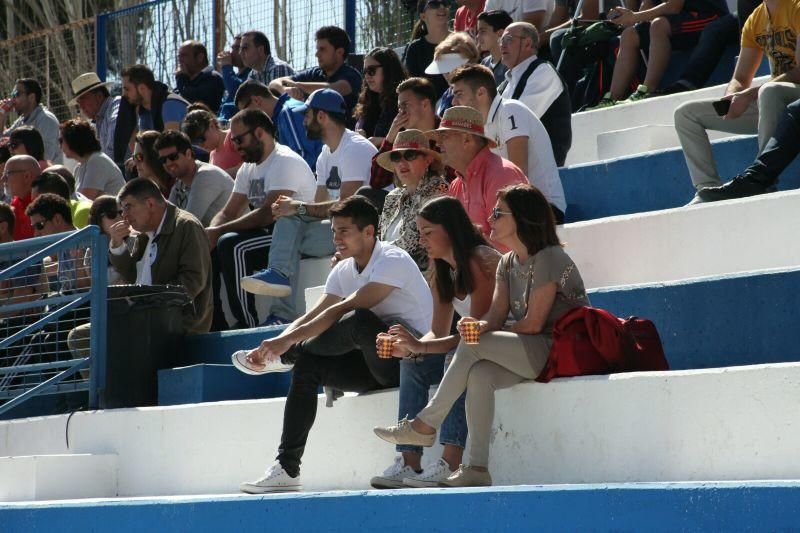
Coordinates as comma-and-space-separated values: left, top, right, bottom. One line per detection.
536, 306, 668, 383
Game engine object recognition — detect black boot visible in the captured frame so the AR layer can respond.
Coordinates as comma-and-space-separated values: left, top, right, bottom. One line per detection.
695, 174, 776, 203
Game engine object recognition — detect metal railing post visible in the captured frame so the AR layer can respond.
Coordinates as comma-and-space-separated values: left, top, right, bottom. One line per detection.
344, 0, 356, 55
88, 232, 108, 409
95, 12, 108, 80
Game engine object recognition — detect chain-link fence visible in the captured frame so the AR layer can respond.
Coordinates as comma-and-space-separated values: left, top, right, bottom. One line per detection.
0, 18, 95, 123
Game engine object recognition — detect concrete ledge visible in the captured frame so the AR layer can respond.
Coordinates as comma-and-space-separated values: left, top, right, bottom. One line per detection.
2, 363, 800, 497
157, 364, 292, 405
2, 481, 800, 532
0, 454, 117, 502
561, 135, 800, 223
560, 189, 800, 288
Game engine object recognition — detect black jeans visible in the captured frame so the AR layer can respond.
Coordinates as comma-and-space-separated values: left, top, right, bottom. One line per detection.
742, 98, 800, 185
276, 308, 400, 477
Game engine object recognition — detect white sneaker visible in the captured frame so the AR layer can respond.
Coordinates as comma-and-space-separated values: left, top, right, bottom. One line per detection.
231, 350, 294, 375
369, 456, 419, 489
403, 458, 452, 488
239, 462, 302, 494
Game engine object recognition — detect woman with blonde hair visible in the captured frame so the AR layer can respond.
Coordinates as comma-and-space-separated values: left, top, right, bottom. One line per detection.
425, 32, 480, 116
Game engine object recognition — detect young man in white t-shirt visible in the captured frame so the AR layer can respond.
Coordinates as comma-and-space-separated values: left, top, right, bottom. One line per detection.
450, 64, 566, 222
205, 108, 318, 330
238, 89, 377, 319
233, 196, 433, 493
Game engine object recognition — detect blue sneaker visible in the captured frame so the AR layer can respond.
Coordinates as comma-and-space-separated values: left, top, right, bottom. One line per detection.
259, 314, 291, 327
240, 268, 292, 297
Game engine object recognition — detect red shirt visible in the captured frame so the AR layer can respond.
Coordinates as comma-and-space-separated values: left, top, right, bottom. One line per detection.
210, 130, 243, 172
11, 192, 33, 240
454, 1, 485, 35
448, 146, 526, 247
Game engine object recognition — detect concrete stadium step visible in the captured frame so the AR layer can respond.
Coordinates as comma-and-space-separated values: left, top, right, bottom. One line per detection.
567, 74, 770, 167
595, 123, 736, 161
0, 454, 117, 502
3, 481, 800, 532
157, 364, 291, 406
561, 135, 800, 223
2, 362, 800, 499
560, 189, 800, 288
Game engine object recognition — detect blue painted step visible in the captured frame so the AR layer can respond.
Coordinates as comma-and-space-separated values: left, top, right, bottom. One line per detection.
590, 266, 800, 370
157, 364, 292, 406
562, 135, 800, 223
3, 481, 800, 532
179, 324, 287, 365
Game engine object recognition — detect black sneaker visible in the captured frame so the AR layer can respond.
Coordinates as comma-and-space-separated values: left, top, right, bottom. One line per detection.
696, 175, 774, 203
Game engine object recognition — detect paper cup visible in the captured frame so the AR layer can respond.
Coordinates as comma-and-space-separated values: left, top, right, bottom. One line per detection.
462, 322, 481, 345
377, 334, 395, 359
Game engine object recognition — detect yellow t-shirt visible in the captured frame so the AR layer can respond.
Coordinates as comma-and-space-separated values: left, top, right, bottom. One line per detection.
742, 0, 800, 77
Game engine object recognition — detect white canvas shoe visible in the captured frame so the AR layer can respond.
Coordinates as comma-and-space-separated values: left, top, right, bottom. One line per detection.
239, 462, 302, 494
231, 350, 294, 375
403, 458, 452, 488
369, 456, 418, 489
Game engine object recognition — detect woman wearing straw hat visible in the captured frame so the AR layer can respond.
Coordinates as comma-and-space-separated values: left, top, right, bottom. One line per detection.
374, 129, 448, 271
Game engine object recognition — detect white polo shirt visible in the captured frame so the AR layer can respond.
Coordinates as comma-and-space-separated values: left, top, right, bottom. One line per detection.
501, 54, 563, 119
324, 239, 433, 334
485, 95, 566, 213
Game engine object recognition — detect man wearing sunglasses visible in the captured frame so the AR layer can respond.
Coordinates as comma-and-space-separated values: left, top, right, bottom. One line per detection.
205, 108, 317, 330
0, 78, 63, 164
154, 130, 233, 227
1, 155, 41, 240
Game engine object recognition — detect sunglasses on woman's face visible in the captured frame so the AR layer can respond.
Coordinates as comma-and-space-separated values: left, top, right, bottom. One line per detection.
389, 150, 422, 163
490, 207, 513, 221
363, 65, 382, 77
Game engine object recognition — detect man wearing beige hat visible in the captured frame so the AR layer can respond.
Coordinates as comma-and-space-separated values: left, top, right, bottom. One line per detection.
69, 72, 122, 165
425, 105, 526, 245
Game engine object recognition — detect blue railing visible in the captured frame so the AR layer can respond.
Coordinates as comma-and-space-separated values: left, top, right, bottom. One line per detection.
0, 226, 107, 415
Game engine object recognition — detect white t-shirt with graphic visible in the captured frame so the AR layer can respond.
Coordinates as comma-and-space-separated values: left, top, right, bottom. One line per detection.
233, 142, 317, 207
324, 240, 433, 334
315, 129, 377, 201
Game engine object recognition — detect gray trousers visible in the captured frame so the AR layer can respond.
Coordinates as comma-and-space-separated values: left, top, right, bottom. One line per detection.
674, 81, 800, 190
416, 331, 550, 468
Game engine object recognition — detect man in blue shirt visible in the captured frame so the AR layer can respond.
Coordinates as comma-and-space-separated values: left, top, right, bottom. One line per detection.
121, 64, 189, 133
235, 80, 322, 171
269, 26, 362, 128
68, 72, 123, 166
217, 34, 252, 120
175, 40, 225, 114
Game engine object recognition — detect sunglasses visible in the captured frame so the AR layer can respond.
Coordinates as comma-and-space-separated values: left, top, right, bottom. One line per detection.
424, 0, 448, 10
364, 65, 382, 77
389, 150, 423, 163
158, 152, 182, 165
231, 128, 256, 145
490, 207, 513, 221
103, 210, 123, 219
7, 141, 19, 150
32, 220, 47, 231
133, 152, 145, 162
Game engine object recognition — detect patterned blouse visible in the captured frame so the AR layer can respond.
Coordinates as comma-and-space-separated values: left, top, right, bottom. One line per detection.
378, 173, 449, 270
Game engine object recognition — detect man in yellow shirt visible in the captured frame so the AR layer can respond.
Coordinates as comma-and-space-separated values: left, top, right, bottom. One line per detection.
675, 0, 800, 203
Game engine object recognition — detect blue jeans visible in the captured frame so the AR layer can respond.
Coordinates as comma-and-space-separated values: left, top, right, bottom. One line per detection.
267, 215, 335, 320
396, 351, 467, 454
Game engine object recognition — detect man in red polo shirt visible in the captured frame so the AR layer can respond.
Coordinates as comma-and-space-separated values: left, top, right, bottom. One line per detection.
425, 105, 526, 247
454, 0, 487, 36
2, 155, 40, 240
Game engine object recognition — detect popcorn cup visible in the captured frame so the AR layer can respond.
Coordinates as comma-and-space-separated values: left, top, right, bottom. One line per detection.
377, 333, 395, 359
462, 321, 481, 345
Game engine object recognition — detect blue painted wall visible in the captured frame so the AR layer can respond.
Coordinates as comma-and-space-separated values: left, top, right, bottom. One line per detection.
589, 267, 800, 370
562, 136, 800, 222
158, 364, 292, 405
3, 482, 800, 532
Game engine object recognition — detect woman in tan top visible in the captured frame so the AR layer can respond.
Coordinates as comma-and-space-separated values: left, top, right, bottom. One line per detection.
375, 184, 590, 487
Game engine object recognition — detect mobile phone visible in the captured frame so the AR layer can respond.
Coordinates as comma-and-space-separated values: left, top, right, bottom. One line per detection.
712, 99, 731, 116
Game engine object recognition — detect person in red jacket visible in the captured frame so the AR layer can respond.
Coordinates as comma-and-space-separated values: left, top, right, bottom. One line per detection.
1, 155, 40, 240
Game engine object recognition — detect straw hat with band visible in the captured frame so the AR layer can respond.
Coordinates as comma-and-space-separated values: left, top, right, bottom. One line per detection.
424, 106, 497, 148
376, 129, 443, 172
69, 72, 114, 106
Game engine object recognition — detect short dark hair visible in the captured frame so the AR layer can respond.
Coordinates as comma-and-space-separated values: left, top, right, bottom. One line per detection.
121, 64, 156, 89
316, 26, 351, 57
0, 143, 10, 165
477, 9, 514, 31
241, 30, 271, 57
396, 77, 437, 107
497, 184, 561, 255
0, 201, 14, 235
154, 130, 194, 155
329, 195, 379, 233
45, 165, 76, 194
32, 171, 71, 200
26, 193, 72, 225
118, 177, 166, 204
449, 64, 498, 99
60, 119, 101, 157
184, 40, 210, 65
231, 108, 277, 138
234, 79, 272, 108
9, 126, 45, 161
182, 109, 216, 141
88, 195, 119, 228
15, 78, 43, 104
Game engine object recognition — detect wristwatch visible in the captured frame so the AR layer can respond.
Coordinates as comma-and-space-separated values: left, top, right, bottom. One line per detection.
297, 202, 307, 216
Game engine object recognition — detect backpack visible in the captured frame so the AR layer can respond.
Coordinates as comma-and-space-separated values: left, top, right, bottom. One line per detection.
536, 306, 668, 383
